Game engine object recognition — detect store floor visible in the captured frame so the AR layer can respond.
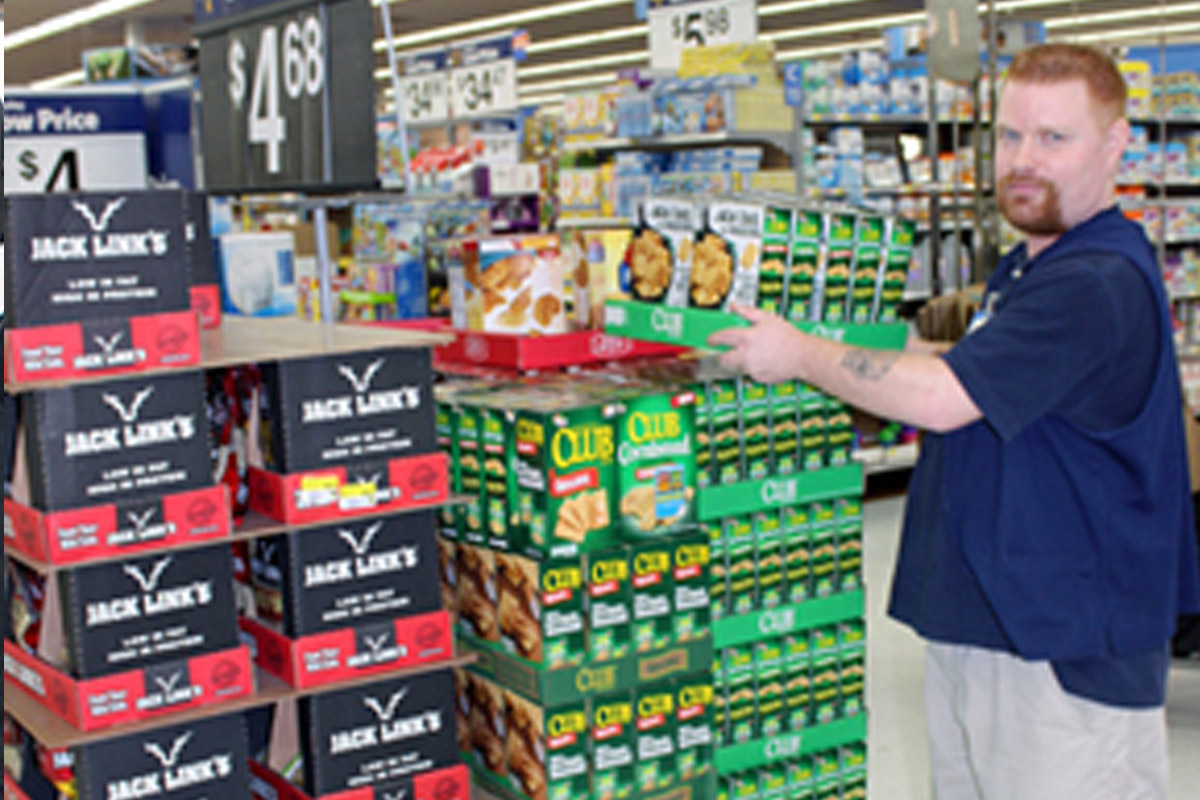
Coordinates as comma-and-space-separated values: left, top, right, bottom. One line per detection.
863, 494, 1200, 800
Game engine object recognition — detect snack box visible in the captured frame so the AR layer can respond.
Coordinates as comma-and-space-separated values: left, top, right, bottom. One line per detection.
740, 380, 770, 482
462, 235, 566, 335
494, 551, 586, 669
754, 638, 786, 739
615, 389, 697, 539
672, 534, 710, 644
462, 671, 508, 780
691, 199, 765, 312
456, 542, 499, 644
769, 382, 800, 477
753, 511, 785, 611
21, 370, 211, 511
787, 209, 823, 323
4, 189, 192, 328
674, 675, 714, 782
758, 204, 792, 315
877, 217, 916, 323
259, 347, 436, 475
591, 691, 636, 800
631, 539, 675, 655
849, 214, 885, 324
502, 689, 589, 800
633, 681, 676, 794
819, 211, 858, 324
622, 197, 699, 307
586, 548, 634, 663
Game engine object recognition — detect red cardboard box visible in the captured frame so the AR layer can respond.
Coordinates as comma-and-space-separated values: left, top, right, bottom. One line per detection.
248, 760, 469, 800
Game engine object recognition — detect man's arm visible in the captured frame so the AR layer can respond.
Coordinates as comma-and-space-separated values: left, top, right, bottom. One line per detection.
708, 305, 981, 433
906, 337, 955, 356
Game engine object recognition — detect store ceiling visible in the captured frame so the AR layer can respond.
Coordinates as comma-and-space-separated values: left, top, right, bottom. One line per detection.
4, 0, 1198, 94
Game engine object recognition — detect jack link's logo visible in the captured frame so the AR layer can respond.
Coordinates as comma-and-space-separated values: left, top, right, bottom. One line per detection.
363, 633, 392, 659
95, 331, 126, 358
337, 359, 385, 394
301, 358, 421, 424
102, 387, 155, 424
364, 689, 409, 723
123, 557, 173, 593
30, 196, 171, 263
153, 671, 184, 697
143, 732, 193, 769
64, 385, 196, 457
337, 521, 384, 556
72, 198, 127, 232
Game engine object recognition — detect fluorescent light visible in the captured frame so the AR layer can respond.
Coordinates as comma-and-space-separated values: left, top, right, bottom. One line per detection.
761, 0, 875, 17
1044, 2, 1200, 28
520, 91, 567, 107
520, 50, 646, 78
1071, 20, 1200, 42
527, 25, 646, 55
763, 11, 923, 44
777, 38, 884, 62
6, 0, 160, 50
30, 68, 86, 89
520, 72, 617, 95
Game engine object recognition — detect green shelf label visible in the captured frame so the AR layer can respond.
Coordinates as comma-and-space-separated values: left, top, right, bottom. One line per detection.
714, 714, 868, 774
713, 590, 865, 648
698, 464, 863, 521
470, 760, 716, 800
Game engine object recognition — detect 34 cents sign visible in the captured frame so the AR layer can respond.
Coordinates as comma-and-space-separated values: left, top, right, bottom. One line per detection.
648, 0, 758, 71
450, 36, 519, 119
397, 49, 450, 124
195, 0, 376, 192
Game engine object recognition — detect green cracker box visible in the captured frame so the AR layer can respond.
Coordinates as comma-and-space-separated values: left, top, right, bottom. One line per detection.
754, 511, 785, 610
586, 548, 633, 662
877, 217, 916, 322
695, 381, 715, 489
841, 742, 867, 800
813, 749, 841, 800
711, 379, 743, 486
819, 211, 857, 324
811, 624, 841, 725
730, 770, 761, 800
760, 765, 789, 800
754, 637, 786, 739
675, 675, 715, 781
725, 644, 756, 745
457, 402, 486, 544
482, 405, 520, 551
740, 379, 771, 481
591, 692, 636, 800
616, 390, 696, 538
836, 495, 864, 592
632, 540, 674, 653
436, 400, 461, 541
799, 389, 828, 472
673, 533, 711, 643
760, 204, 794, 315
783, 505, 813, 605
839, 618, 866, 718
708, 520, 730, 622
849, 214, 885, 324
824, 399, 854, 469
502, 689, 589, 800
634, 682, 677, 793
784, 632, 813, 733
713, 658, 730, 749
457, 541, 499, 643
788, 209, 823, 323
716, 776, 732, 800
809, 500, 838, 598
726, 515, 758, 616
496, 551, 586, 669
769, 381, 800, 476
786, 757, 815, 800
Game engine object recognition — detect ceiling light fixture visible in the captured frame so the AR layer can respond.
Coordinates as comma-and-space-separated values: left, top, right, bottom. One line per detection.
5, 0, 160, 50
1043, 2, 1200, 28
29, 68, 87, 89
520, 49, 647, 79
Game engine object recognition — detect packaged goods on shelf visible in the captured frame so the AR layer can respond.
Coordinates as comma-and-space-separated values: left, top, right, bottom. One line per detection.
623, 197, 701, 307
694, 200, 765, 312
218, 231, 298, 317
495, 551, 586, 668
460, 235, 567, 335
591, 691, 637, 800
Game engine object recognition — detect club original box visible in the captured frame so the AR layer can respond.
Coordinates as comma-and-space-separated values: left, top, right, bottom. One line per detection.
21, 370, 212, 511
297, 668, 460, 796
251, 510, 442, 638
72, 712, 251, 800
4, 190, 192, 329
260, 347, 436, 475
59, 543, 240, 678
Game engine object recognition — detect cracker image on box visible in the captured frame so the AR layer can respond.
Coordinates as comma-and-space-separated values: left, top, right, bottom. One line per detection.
591, 691, 636, 800
622, 197, 699, 306
631, 540, 674, 654
457, 542, 499, 642
504, 691, 589, 800
634, 682, 676, 793
675, 677, 714, 781
587, 549, 633, 662
496, 552, 585, 668
616, 391, 696, 538
693, 201, 764, 311
464, 235, 566, 334
466, 673, 509, 777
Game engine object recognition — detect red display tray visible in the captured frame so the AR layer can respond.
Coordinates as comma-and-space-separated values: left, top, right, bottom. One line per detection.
3, 485, 231, 569
3, 773, 32, 800
239, 610, 455, 690
249, 760, 470, 800
2, 640, 254, 733
246, 452, 449, 526
190, 284, 223, 330
4, 309, 201, 386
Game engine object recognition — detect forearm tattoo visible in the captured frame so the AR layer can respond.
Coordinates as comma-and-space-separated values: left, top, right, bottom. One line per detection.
840, 349, 900, 381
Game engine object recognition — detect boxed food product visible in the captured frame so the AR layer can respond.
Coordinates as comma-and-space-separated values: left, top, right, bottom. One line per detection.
22, 370, 211, 511
729, 771, 759, 800
836, 496, 864, 593
799, 389, 828, 472
439, 537, 458, 625
4, 190, 192, 328
457, 542, 499, 643
672, 533, 711, 643
59, 543, 239, 678
878, 217, 916, 322
787, 757, 815, 800
465, 672, 508, 778
725, 643, 756, 745
740, 380, 771, 481
503, 690, 589, 800
760, 764, 788, 800
633, 682, 676, 794
631, 540, 674, 654
218, 231, 298, 317
754, 511, 785, 610
785, 632, 813, 733
463, 235, 566, 334
591, 691, 636, 800
759, 204, 793, 315
674, 675, 714, 781
259, 347, 435, 475
710, 379, 742, 486
819, 211, 858, 323
622, 198, 699, 307
455, 399, 486, 544
587, 548, 633, 663
615, 390, 696, 539
809, 501, 838, 599
839, 618, 866, 718
495, 551, 585, 669
692, 200, 764, 311
755, 637, 786, 739
707, 520, 730, 622
810, 624, 841, 726
577, 230, 633, 330
783, 505, 813, 605
481, 405, 519, 553
849, 214, 885, 323
712, 654, 729, 749
787, 209, 823, 323
769, 382, 800, 476
726, 515, 756, 617
825, 399, 854, 468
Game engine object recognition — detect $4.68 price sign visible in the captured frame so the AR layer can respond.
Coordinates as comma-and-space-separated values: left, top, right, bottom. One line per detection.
451, 59, 518, 118
648, 0, 758, 71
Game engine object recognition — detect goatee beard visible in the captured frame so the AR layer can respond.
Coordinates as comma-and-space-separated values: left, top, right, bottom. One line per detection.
998, 174, 1067, 237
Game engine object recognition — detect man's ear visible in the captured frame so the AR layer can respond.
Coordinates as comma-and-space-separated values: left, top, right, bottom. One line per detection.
1104, 116, 1132, 170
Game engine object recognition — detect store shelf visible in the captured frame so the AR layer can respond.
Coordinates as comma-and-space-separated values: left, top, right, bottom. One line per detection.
713, 590, 864, 649
806, 114, 986, 125
854, 443, 920, 475
698, 465, 864, 522
556, 216, 634, 228
714, 714, 868, 774
561, 130, 794, 153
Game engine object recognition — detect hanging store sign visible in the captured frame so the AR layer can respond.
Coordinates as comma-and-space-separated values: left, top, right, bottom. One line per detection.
449, 35, 519, 119
396, 48, 451, 124
647, 0, 758, 71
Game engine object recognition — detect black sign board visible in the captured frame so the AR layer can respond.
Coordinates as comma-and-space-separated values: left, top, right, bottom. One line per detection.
3, 190, 192, 328
195, 0, 378, 193
183, 192, 218, 287
73, 712, 252, 800
298, 667, 459, 796
22, 370, 211, 511
260, 346, 435, 474
59, 543, 240, 678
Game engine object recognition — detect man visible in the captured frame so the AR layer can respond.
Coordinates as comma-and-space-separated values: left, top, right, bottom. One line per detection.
712, 44, 1200, 799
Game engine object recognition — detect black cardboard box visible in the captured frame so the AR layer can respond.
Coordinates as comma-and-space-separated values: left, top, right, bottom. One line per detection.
4, 190, 192, 328
260, 347, 436, 475
297, 667, 460, 796
22, 370, 212, 511
72, 712, 251, 800
251, 510, 442, 637
59, 543, 240, 678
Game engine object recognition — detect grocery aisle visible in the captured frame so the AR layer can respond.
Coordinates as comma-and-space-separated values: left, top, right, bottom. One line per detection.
863, 494, 1200, 800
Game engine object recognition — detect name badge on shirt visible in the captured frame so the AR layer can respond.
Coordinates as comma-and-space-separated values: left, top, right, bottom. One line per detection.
967, 291, 1000, 335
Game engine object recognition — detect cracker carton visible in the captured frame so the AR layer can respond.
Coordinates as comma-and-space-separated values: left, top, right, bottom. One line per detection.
694, 200, 764, 311
769, 382, 800, 476
716, 775, 732, 800
672, 533, 711, 643
877, 217, 916, 322
784, 632, 813, 732
464, 672, 508, 779
455, 401, 486, 544
591, 691, 637, 800
839, 618, 867, 718
712, 653, 729, 749
615, 390, 696, 539
786, 757, 815, 800
503, 690, 589, 800
799, 388, 828, 472
457, 542, 499, 643
695, 381, 715, 490
711, 379, 742, 486
740, 380, 771, 481
841, 742, 867, 800
753, 511, 785, 610
730, 770, 760, 800
760, 764, 788, 800
825, 399, 854, 469
754, 637, 786, 739
435, 400, 461, 541
759, 204, 793, 314
587, 548, 633, 662
809, 501, 838, 599
818, 211, 857, 324
631, 540, 674, 654
849, 214, 885, 323
836, 495, 864, 593
634, 682, 676, 793
481, 405, 520, 552
623, 198, 699, 307
708, 520, 730, 622
495, 552, 586, 669
787, 209, 823, 323
725, 644, 756, 745
724, 515, 756, 616
675, 675, 714, 781
810, 624, 841, 725
783, 505, 813, 605
813, 750, 841, 800
464, 235, 566, 334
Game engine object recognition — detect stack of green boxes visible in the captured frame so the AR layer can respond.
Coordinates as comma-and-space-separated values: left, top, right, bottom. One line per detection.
436, 373, 715, 800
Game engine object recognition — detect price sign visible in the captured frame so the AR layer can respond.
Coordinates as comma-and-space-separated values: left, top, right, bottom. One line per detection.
396, 49, 450, 124
450, 35, 519, 118
648, 0, 758, 71
195, 0, 376, 192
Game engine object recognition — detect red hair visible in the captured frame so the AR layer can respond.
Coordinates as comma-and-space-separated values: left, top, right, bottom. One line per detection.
1006, 43, 1127, 122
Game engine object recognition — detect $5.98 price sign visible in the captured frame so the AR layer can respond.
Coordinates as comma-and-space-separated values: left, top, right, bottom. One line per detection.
648, 0, 758, 70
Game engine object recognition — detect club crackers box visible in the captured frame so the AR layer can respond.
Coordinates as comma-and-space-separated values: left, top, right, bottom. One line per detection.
799, 389, 828, 472
481, 403, 520, 552
5, 190, 192, 328
695, 382, 714, 490
259, 347, 435, 474
633, 681, 676, 794
631, 540, 674, 654
730, 770, 759, 800
877, 217, 916, 322
464, 672, 508, 779
813, 750, 841, 800
590, 692, 636, 800
760, 764, 788, 800
675, 675, 714, 781
848, 214, 885, 324
754, 637, 786, 739
70, 712, 251, 800
435, 400, 461, 541
587, 548, 633, 662
710, 379, 742, 486
759, 204, 793, 315
726, 515, 757, 617
787, 209, 823, 323
753, 511, 785, 610
810, 501, 838, 599
784, 632, 813, 732
59, 543, 239, 678
503, 690, 589, 800
841, 742, 867, 800
457, 542, 499, 643
825, 399, 854, 469
495, 551, 586, 669
786, 757, 815, 800
810, 624, 841, 726
456, 399, 486, 544
819, 211, 857, 324
22, 370, 211, 511
623, 197, 699, 307
783, 505, 813, 605
296, 668, 459, 796
836, 496, 864, 593
769, 382, 800, 476
724, 644, 756, 745
712, 653, 729, 749
707, 520, 730, 622
740, 380, 771, 481
840, 618, 867, 718
616, 390, 696, 539
672, 533, 711, 643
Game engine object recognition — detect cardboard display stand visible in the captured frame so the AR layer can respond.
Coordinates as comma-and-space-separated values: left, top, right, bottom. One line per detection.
249, 759, 470, 800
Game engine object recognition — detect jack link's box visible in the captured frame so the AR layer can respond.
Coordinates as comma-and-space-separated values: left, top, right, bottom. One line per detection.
3, 190, 192, 328
250, 510, 442, 638
297, 668, 460, 797
260, 347, 436, 475
184, 191, 221, 329
71, 712, 251, 800
21, 370, 212, 511
59, 543, 240, 678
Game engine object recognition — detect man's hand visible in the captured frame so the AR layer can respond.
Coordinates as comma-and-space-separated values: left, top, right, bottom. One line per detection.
707, 304, 805, 384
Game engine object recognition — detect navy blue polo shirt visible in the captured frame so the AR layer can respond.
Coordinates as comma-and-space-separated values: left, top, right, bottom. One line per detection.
889, 207, 1183, 707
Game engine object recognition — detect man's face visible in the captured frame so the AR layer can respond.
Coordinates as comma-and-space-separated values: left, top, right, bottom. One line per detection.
996, 79, 1128, 237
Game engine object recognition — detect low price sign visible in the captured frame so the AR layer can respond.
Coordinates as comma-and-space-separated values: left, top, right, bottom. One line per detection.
396, 48, 451, 124
450, 35, 519, 119
647, 0, 758, 71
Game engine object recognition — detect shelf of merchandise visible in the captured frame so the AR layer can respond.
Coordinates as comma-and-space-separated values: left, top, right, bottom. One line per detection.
697, 464, 864, 522
555, 215, 634, 228
561, 130, 795, 154
855, 442, 921, 475
714, 714, 869, 774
